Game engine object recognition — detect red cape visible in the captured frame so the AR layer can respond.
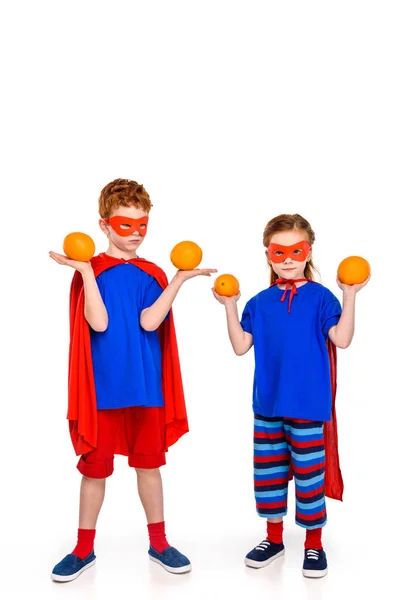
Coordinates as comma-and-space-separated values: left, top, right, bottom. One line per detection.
324, 339, 344, 500
67, 252, 189, 456
274, 280, 344, 501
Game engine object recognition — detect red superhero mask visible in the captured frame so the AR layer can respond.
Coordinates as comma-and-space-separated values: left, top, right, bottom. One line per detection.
268, 241, 311, 263
104, 216, 149, 237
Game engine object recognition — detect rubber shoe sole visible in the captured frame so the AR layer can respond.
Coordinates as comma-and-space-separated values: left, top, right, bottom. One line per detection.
245, 548, 285, 569
302, 566, 328, 578
51, 558, 96, 582
149, 554, 192, 574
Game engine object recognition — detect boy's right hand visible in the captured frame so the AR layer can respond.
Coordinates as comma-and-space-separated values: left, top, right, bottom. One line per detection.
49, 251, 92, 275
212, 288, 241, 305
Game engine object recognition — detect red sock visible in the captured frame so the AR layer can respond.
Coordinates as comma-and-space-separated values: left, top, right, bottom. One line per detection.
305, 527, 322, 550
147, 521, 170, 553
72, 528, 96, 559
267, 521, 284, 545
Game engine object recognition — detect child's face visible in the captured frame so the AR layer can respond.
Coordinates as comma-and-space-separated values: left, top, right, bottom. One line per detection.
100, 205, 149, 252
267, 230, 312, 280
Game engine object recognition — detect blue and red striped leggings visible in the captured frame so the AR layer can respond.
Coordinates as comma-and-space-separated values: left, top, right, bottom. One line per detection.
254, 414, 327, 529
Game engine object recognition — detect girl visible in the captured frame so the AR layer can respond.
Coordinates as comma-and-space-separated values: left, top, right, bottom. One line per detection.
213, 214, 369, 578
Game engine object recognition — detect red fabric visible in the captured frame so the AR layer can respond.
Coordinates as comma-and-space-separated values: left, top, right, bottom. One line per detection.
275, 278, 308, 313
272, 279, 344, 501
304, 527, 323, 550
67, 253, 188, 456
147, 521, 170, 552
267, 520, 284, 544
268, 241, 311, 263
77, 407, 166, 478
72, 529, 96, 559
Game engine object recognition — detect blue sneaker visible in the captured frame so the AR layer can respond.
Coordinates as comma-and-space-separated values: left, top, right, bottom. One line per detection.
51, 551, 96, 582
245, 539, 285, 568
148, 546, 191, 574
302, 548, 328, 578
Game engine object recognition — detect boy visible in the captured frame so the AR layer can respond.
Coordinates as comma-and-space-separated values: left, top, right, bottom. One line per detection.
49, 179, 216, 581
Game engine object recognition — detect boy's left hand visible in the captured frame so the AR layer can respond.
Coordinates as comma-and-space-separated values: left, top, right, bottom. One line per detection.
175, 268, 218, 282
336, 273, 371, 293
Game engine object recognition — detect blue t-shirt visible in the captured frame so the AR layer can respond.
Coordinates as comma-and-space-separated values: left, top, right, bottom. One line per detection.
90, 263, 166, 410
240, 282, 342, 421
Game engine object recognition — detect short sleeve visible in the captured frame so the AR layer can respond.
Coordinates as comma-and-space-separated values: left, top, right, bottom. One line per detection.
143, 277, 164, 310
240, 301, 253, 334
321, 291, 342, 338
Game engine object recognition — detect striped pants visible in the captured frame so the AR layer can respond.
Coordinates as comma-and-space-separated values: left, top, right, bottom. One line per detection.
254, 415, 327, 529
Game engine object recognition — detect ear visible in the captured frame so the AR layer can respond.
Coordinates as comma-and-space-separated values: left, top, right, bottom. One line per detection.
99, 218, 109, 236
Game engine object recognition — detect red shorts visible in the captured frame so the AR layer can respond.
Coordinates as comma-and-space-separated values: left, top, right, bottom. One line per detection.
77, 406, 166, 479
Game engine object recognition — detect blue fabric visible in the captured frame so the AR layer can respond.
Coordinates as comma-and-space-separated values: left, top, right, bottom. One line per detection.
52, 551, 96, 577
240, 282, 341, 421
148, 546, 191, 568
90, 263, 167, 410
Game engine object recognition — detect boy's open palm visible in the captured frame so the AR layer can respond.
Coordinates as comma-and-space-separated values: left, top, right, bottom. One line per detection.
176, 268, 218, 281
49, 251, 91, 274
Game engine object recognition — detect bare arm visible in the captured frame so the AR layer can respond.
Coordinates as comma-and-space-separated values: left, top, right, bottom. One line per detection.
213, 290, 253, 355
49, 252, 108, 332
140, 268, 217, 332
328, 289, 356, 349
328, 275, 370, 349
81, 266, 108, 332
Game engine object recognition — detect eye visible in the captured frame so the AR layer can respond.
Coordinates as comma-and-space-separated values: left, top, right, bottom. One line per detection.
274, 250, 283, 256
120, 223, 131, 230
293, 249, 303, 255
139, 224, 146, 229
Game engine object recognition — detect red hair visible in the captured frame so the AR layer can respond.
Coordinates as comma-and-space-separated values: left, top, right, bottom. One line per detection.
263, 213, 319, 285
98, 178, 152, 219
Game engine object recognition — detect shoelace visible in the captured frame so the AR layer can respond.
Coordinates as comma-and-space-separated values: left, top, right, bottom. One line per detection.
255, 540, 271, 551
306, 549, 320, 561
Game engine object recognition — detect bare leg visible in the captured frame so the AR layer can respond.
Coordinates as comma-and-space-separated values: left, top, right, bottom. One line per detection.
78, 476, 106, 529
135, 468, 164, 524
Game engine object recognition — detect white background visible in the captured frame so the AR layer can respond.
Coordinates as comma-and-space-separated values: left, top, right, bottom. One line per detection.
1, 1, 399, 599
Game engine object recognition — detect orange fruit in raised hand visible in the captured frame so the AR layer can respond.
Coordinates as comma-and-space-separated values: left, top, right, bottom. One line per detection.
337, 256, 370, 285
63, 232, 96, 262
214, 274, 240, 297
170, 241, 202, 270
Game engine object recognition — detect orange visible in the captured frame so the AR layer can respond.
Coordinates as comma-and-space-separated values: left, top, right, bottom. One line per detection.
214, 274, 240, 297
63, 232, 96, 262
337, 256, 370, 285
170, 241, 202, 270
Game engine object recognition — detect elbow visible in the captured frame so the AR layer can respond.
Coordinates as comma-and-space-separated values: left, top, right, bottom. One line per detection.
338, 341, 351, 349
140, 318, 158, 332
91, 321, 108, 333
233, 346, 247, 356
85, 312, 108, 332
333, 338, 351, 349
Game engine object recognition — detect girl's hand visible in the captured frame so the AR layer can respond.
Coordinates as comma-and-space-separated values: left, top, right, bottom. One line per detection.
212, 288, 241, 305
174, 268, 218, 282
336, 273, 371, 294
49, 251, 92, 275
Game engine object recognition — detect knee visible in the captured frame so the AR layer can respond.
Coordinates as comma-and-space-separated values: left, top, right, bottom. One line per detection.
82, 475, 106, 484
135, 467, 160, 477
